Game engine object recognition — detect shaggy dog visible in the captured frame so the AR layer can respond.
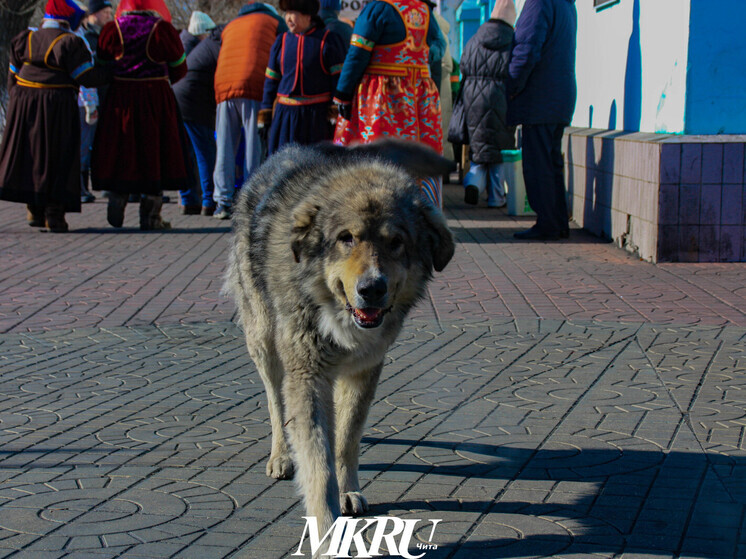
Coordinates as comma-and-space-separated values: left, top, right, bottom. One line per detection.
226, 140, 455, 533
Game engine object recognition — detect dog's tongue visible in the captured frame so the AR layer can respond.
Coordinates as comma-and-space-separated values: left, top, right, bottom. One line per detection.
354, 308, 382, 322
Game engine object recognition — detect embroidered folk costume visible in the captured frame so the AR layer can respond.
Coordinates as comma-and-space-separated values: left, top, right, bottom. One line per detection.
333, 0, 444, 206
0, 0, 110, 231
261, 0, 346, 155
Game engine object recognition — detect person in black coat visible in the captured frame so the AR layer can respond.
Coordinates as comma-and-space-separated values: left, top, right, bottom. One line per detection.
173, 24, 222, 215
448, 0, 515, 208
508, 0, 577, 240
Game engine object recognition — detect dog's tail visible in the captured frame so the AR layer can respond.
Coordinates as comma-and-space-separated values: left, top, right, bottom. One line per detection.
316, 138, 457, 179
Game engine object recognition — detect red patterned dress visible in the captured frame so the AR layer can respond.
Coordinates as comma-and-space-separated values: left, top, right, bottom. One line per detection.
333, 0, 443, 207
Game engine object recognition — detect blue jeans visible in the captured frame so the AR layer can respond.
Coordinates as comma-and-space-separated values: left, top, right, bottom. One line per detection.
464, 163, 506, 207
181, 120, 216, 208
213, 98, 262, 209
79, 107, 96, 192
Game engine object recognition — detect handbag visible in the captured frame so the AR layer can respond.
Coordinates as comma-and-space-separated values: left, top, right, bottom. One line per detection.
447, 86, 468, 145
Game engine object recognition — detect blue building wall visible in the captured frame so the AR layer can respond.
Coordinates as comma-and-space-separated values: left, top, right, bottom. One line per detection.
685, 0, 746, 134
448, 0, 746, 135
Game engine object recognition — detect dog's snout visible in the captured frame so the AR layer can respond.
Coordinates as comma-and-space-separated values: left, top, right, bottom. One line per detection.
357, 275, 388, 304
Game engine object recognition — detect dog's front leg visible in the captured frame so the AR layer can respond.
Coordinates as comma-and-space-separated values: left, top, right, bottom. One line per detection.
334, 363, 382, 515
283, 368, 341, 530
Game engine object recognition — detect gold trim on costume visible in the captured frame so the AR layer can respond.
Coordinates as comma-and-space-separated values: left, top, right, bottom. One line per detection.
15, 76, 75, 89
44, 33, 68, 71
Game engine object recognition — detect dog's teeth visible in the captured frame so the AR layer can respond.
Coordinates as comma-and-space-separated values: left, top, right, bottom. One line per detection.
355, 308, 381, 321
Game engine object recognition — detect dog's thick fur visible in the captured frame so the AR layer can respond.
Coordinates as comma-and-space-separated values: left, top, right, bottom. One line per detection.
226, 140, 455, 531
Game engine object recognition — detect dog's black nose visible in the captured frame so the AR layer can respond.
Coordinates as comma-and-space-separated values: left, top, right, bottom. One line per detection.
357, 276, 388, 303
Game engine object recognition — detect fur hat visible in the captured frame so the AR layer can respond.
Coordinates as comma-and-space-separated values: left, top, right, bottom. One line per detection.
44, 0, 87, 30
490, 0, 516, 27
188, 11, 216, 35
319, 0, 340, 10
279, 0, 320, 16
116, 0, 172, 22
87, 0, 111, 14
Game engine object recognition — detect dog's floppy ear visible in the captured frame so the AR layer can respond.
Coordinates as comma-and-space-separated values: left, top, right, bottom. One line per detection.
417, 199, 455, 272
291, 201, 320, 263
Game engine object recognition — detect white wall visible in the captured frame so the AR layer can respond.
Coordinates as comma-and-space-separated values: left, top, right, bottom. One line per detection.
573, 0, 689, 134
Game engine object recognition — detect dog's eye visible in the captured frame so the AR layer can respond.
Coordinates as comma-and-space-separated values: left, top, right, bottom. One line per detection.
338, 231, 354, 246
390, 235, 404, 252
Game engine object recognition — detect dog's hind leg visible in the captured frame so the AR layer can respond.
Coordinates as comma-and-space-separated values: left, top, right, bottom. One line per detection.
249, 344, 295, 480
334, 364, 382, 516
283, 369, 340, 531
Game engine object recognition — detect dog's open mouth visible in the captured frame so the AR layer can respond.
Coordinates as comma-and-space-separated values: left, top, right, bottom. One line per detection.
347, 304, 387, 328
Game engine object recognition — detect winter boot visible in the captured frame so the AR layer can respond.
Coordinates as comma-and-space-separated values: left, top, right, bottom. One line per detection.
44, 204, 69, 233
107, 192, 128, 227
139, 194, 171, 231
26, 204, 46, 227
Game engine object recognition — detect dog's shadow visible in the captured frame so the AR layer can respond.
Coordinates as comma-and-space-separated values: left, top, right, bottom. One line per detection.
358, 436, 741, 558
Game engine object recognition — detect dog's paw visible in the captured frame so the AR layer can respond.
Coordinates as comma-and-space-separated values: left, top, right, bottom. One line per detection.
340, 491, 369, 516
266, 455, 294, 479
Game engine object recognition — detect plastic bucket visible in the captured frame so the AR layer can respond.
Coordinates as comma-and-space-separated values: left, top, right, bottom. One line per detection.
502, 149, 535, 216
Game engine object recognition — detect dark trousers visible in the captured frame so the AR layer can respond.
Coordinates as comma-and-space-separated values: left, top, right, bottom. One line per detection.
521, 123, 569, 235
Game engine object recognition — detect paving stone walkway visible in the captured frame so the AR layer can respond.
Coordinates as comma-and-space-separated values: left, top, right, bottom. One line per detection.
0, 185, 744, 559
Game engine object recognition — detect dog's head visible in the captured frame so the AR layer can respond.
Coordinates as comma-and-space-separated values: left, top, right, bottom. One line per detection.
290, 158, 454, 331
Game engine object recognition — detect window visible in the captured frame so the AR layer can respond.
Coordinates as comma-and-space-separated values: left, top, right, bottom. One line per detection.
594, 0, 620, 10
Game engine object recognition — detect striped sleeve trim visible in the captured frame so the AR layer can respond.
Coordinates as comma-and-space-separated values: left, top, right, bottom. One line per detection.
71, 61, 93, 79
265, 67, 281, 80
9, 63, 19, 74
350, 34, 374, 52
168, 53, 186, 67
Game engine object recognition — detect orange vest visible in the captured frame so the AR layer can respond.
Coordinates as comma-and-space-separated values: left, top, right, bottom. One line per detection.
214, 12, 281, 103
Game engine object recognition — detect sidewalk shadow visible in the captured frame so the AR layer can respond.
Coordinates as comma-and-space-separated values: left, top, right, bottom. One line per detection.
70, 226, 231, 234
360, 436, 743, 557
447, 222, 613, 245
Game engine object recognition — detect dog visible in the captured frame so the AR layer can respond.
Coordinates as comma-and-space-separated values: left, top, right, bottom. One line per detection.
225, 139, 455, 533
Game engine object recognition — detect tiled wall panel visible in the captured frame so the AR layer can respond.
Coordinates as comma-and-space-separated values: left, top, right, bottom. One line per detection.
565, 128, 746, 262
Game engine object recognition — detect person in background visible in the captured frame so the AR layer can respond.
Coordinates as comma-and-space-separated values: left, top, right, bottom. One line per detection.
180, 10, 216, 56
318, 0, 351, 49
173, 22, 223, 215
78, 0, 114, 204
508, 0, 577, 240
0, 0, 110, 232
91, 0, 191, 230
211, 2, 287, 220
433, 10, 454, 165
332, 0, 446, 207
174, 10, 218, 215
258, 0, 346, 155
448, 0, 516, 209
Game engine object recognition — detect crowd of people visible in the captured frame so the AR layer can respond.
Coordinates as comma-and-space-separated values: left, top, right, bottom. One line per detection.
0, 0, 577, 241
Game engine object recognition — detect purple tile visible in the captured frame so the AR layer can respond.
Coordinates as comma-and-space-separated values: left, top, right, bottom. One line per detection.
681, 143, 702, 184
699, 184, 721, 225
658, 184, 679, 225
660, 144, 681, 184
701, 144, 723, 183
657, 225, 679, 262
679, 184, 701, 225
720, 225, 743, 261
723, 143, 744, 184
721, 184, 743, 225
698, 225, 720, 262
678, 225, 699, 262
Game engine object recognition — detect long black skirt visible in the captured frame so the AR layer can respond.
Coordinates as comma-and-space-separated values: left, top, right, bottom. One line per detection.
0, 85, 81, 212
